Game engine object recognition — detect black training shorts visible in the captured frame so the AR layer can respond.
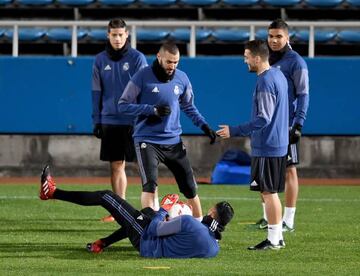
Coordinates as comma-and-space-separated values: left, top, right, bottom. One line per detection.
250, 156, 287, 193
287, 142, 300, 167
100, 124, 135, 162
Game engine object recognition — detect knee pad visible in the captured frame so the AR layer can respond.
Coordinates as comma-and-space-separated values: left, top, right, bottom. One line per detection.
142, 181, 157, 193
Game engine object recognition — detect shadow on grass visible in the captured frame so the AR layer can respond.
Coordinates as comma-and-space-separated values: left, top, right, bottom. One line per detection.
0, 228, 111, 233
0, 243, 140, 260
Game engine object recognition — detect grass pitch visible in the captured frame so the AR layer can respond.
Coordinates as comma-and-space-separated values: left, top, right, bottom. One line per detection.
0, 183, 359, 275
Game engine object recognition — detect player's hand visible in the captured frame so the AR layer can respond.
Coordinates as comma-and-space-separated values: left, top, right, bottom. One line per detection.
154, 105, 171, 117
160, 193, 179, 211
216, 125, 230, 139
201, 124, 217, 144
93, 124, 103, 139
289, 123, 302, 144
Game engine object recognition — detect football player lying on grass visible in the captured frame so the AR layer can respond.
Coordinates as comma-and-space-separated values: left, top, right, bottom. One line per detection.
39, 165, 234, 258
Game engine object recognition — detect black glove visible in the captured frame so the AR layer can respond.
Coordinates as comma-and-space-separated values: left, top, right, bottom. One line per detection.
154, 105, 171, 117
93, 124, 103, 139
289, 123, 302, 144
201, 124, 217, 145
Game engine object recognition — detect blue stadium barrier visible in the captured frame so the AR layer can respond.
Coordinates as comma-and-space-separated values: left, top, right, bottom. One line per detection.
0, 0, 12, 4
98, 0, 135, 5
295, 29, 337, 42
262, 0, 300, 6
212, 28, 250, 41
221, 0, 259, 6
139, 0, 177, 5
0, 29, 5, 37
88, 28, 107, 41
169, 28, 212, 42
17, 0, 54, 5
346, 0, 360, 6
179, 0, 218, 6
0, 57, 360, 135
46, 28, 88, 41
5, 28, 46, 41
137, 28, 169, 41
56, 0, 94, 6
337, 29, 360, 43
305, 0, 343, 8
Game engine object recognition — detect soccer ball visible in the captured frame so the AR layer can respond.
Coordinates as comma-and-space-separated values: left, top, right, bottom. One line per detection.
168, 202, 193, 218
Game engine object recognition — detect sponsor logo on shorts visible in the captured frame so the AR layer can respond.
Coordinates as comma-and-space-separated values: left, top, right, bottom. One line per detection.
137, 215, 143, 220
141, 143, 147, 149
250, 180, 258, 187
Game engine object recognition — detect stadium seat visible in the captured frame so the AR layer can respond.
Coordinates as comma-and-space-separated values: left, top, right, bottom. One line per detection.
262, 0, 300, 7
98, 0, 134, 5
17, 0, 54, 5
46, 28, 87, 41
0, 29, 5, 37
170, 28, 212, 41
179, 0, 218, 6
212, 28, 250, 41
337, 29, 360, 43
255, 28, 268, 40
221, 0, 259, 6
0, 0, 12, 4
256, 28, 296, 40
56, 0, 94, 6
346, 0, 360, 7
136, 28, 169, 41
139, 0, 176, 5
295, 29, 337, 42
88, 28, 107, 41
5, 28, 46, 41
305, 0, 343, 8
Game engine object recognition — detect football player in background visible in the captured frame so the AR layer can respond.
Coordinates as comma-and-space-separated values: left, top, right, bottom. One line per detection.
91, 18, 148, 222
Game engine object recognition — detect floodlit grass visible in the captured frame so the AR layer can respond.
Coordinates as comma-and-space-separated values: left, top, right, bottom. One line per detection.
0, 183, 359, 275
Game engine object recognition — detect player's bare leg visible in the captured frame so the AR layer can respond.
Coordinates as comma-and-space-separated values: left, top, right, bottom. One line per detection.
263, 192, 282, 246
141, 187, 159, 211
283, 165, 298, 229
187, 195, 203, 220
102, 160, 126, 222
111, 160, 127, 198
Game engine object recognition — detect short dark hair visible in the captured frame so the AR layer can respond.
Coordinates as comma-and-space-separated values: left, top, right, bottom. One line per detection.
268, 18, 289, 32
159, 41, 179, 55
244, 40, 269, 61
215, 201, 234, 226
107, 18, 127, 33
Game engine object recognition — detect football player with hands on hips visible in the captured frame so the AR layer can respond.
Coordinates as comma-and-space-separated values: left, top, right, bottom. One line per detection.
91, 18, 148, 222
118, 42, 217, 220
217, 40, 289, 250
254, 19, 309, 232
39, 166, 234, 258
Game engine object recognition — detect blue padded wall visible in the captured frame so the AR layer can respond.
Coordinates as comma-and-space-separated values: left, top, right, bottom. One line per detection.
0, 56, 359, 135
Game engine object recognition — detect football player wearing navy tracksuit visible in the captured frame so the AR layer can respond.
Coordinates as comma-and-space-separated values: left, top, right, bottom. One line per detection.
118, 42, 217, 220
217, 40, 289, 250
255, 19, 310, 231
91, 19, 147, 222
39, 165, 234, 258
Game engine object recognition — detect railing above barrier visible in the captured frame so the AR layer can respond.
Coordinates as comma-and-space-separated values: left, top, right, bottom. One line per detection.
1, 20, 360, 58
